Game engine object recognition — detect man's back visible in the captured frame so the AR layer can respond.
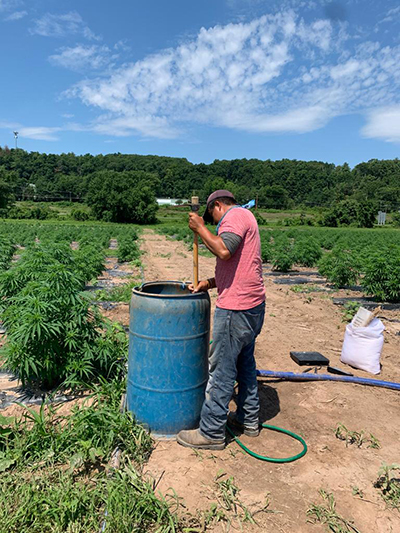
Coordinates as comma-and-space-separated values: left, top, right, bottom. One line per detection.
215, 207, 265, 310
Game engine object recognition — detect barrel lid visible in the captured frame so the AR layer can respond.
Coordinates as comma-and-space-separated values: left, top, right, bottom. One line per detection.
132, 280, 210, 299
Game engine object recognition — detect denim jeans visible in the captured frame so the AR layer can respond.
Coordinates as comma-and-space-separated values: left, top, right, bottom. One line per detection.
199, 302, 265, 440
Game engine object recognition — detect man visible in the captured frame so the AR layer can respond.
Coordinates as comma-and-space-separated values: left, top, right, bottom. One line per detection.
176, 190, 266, 450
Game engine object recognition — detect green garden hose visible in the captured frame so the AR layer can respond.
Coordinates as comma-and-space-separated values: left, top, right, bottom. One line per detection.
226, 423, 307, 463
207, 341, 307, 462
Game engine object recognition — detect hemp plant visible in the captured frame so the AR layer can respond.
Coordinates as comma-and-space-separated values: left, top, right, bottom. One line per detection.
362, 246, 400, 302
0, 242, 126, 389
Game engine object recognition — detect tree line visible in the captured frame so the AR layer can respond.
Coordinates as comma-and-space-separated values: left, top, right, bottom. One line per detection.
0, 146, 399, 224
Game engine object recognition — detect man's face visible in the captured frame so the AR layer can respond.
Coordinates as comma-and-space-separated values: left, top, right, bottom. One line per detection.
208, 201, 223, 224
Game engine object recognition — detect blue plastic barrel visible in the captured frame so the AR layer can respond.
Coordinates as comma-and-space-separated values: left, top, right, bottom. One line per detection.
127, 281, 210, 438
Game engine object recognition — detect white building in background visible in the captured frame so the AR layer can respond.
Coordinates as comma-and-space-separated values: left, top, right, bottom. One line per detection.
157, 198, 188, 206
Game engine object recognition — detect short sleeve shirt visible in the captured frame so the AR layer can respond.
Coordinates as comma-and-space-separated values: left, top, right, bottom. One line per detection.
215, 207, 265, 310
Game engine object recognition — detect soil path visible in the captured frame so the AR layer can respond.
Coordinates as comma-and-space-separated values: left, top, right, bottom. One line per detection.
139, 229, 400, 533
140, 228, 216, 283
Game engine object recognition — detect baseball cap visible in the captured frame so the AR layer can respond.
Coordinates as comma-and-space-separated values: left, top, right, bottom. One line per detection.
203, 189, 236, 223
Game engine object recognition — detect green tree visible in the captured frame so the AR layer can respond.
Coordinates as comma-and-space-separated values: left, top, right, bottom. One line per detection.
321, 199, 376, 228
258, 185, 290, 209
86, 170, 158, 223
0, 167, 14, 211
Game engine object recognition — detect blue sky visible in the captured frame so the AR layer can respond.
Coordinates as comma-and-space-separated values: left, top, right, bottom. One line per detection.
1, 0, 400, 167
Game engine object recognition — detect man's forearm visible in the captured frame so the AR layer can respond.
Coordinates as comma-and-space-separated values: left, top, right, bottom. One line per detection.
207, 277, 216, 289
196, 226, 231, 260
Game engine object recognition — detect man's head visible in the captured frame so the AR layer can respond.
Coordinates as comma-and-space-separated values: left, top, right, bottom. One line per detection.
203, 190, 237, 224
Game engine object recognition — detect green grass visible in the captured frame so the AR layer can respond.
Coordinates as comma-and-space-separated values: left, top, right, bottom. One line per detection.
290, 284, 330, 294
0, 380, 185, 533
307, 489, 361, 532
93, 280, 139, 303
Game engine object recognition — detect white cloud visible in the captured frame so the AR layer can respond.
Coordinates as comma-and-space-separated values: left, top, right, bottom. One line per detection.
0, 1, 22, 12
361, 106, 400, 143
114, 40, 131, 52
377, 6, 400, 25
18, 126, 61, 141
91, 115, 181, 140
0, 121, 61, 141
0, 120, 17, 129
4, 10, 27, 21
61, 9, 400, 141
30, 11, 100, 40
49, 45, 116, 72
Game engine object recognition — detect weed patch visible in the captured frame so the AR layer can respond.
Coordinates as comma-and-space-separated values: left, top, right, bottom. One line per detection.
340, 301, 361, 323
375, 464, 400, 510
307, 489, 360, 532
0, 380, 183, 532
335, 423, 380, 449
94, 280, 138, 303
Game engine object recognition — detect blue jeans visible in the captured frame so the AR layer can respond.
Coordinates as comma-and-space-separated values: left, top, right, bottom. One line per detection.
199, 302, 265, 440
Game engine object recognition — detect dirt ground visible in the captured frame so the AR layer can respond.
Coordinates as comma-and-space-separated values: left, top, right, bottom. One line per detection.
1, 229, 399, 531
137, 229, 400, 532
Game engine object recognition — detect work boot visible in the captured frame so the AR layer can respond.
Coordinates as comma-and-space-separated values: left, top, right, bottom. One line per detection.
227, 412, 260, 437
176, 429, 225, 450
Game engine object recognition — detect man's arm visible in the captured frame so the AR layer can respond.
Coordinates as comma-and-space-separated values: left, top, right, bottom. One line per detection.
188, 277, 215, 293
189, 213, 231, 260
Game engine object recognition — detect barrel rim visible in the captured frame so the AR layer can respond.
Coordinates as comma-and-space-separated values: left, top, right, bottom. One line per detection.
132, 280, 210, 299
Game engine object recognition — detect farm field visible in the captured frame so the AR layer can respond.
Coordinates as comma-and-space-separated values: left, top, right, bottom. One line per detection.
0, 218, 400, 531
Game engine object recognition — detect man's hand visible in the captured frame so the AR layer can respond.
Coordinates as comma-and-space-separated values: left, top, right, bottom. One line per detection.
188, 280, 209, 293
189, 212, 205, 233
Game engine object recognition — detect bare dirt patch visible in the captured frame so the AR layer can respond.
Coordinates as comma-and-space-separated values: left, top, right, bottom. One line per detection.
138, 229, 400, 532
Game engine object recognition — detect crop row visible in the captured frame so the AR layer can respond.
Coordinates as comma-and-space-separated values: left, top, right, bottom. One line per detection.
0, 219, 143, 388
0, 220, 141, 264
156, 224, 400, 302
0, 221, 139, 248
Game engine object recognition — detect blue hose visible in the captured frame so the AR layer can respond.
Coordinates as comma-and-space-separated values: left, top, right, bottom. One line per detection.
257, 370, 400, 391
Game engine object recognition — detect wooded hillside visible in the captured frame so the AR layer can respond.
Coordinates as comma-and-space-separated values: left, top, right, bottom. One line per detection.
1, 147, 399, 210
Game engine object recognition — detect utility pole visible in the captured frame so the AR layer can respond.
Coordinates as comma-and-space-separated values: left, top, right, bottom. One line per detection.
13, 131, 18, 150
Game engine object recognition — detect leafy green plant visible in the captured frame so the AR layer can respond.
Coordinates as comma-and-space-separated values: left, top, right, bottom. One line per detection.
340, 301, 361, 323
117, 237, 141, 263
0, 381, 151, 470
290, 284, 328, 294
293, 237, 322, 267
362, 246, 400, 302
253, 211, 265, 226
335, 423, 380, 449
94, 280, 137, 303
0, 238, 15, 271
209, 471, 268, 529
261, 239, 273, 262
87, 170, 158, 224
374, 463, 400, 509
272, 249, 293, 272
71, 208, 90, 221
392, 212, 400, 227
318, 248, 361, 287
307, 489, 361, 532
270, 236, 294, 272
0, 243, 126, 389
335, 424, 365, 448
351, 486, 364, 499
368, 434, 381, 449
0, 381, 183, 533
